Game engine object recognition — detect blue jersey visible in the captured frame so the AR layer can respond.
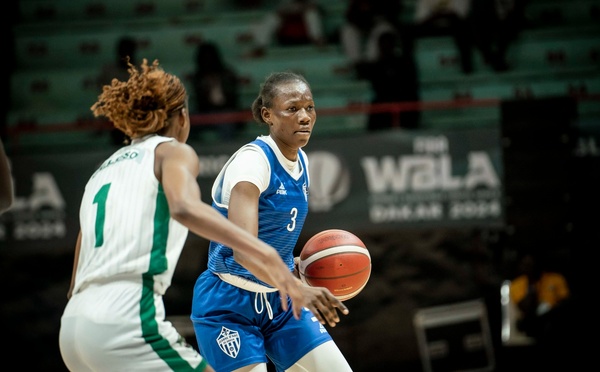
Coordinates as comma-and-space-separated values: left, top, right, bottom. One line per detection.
192, 138, 338, 372
207, 138, 309, 286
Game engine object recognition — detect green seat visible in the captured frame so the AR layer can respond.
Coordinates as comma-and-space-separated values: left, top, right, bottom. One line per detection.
525, 0, 598, 27
17, 0, 267, 25
10, 69, 98, 111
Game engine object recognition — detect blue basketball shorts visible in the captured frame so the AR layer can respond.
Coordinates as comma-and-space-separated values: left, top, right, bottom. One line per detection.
191, 270, 333, 372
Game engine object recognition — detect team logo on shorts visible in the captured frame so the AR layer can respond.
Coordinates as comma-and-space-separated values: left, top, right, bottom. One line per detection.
217, 326, 240, 358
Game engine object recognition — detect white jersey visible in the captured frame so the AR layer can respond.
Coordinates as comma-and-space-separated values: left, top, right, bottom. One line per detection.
61, 134, 206, 371
73, 134, 188, 296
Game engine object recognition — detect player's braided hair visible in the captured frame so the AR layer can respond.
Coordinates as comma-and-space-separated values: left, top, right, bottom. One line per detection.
91, 58, 187, 140
251, 71, 310, 125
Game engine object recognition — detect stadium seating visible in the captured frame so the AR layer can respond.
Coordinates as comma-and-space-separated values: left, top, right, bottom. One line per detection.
7, 0, 600, 148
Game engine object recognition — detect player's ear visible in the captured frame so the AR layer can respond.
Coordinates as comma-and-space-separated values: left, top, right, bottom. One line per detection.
179, 107, 188, 125
261, 106, 271, 124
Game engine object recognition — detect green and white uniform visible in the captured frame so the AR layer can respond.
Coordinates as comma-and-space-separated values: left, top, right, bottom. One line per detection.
59, 135, 207, 371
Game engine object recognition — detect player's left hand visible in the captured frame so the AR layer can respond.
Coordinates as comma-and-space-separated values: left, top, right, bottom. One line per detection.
300, 285, 349, 327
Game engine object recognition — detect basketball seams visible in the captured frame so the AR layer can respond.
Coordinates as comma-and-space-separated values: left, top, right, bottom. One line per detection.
302, 265, 371, 280
300, 245, 370, 264
301, 268, 371, 301
303, 229, 366, 250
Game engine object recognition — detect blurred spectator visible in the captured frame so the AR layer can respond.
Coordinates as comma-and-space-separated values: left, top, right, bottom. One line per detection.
98, 37, 136, 83
240, 0, 327, 58
339, 0, 403, 75
468, 0, 525, 72
190, 41, 244, 141
510, 253, 570, 340
413, 0, 474, 73
96, 36, 137, 145
359, 31, 420, 131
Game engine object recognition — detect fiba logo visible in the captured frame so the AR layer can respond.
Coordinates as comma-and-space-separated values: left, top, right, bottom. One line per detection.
307, 151, 350, 212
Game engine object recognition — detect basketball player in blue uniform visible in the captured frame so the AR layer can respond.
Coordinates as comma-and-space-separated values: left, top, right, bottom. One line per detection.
59, 60, 307, 372
191, 71, 352, 372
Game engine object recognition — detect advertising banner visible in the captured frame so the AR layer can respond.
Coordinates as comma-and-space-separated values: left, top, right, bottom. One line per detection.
293, 128, 505, 235
1, 128, 504, 253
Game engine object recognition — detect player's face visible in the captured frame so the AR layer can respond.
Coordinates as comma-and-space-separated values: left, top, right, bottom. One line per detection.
263, 81, 316, 160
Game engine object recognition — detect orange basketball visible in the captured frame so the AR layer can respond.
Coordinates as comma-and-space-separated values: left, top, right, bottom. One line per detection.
298, 229, 371, 301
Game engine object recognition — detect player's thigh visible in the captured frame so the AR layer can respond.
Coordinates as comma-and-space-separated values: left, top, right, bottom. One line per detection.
286, 341, 352, 372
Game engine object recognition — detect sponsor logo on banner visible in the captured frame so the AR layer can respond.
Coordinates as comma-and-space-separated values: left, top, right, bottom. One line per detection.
1, 172, 67, 242
307, 151, 350, 212
360, 135, 502, 224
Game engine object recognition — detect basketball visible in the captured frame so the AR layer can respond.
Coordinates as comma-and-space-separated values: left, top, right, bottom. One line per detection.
298, 229, 371, 301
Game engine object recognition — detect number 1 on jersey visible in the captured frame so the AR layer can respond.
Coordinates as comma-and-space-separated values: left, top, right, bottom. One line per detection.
93, 183, 111, 247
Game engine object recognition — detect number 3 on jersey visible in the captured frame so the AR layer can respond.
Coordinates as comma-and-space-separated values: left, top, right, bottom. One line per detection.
287, 207, 298, 232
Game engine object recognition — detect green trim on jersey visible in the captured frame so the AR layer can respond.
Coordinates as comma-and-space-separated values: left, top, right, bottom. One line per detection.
139, 184, 207, 371
140, 275, 205, 371
149, 184, 169, 275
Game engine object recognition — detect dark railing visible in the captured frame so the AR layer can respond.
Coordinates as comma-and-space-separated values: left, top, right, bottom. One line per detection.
6, 95, 599, 152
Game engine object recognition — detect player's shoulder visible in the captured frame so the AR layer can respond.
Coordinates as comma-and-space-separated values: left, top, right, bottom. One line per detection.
154, 137, 196, 158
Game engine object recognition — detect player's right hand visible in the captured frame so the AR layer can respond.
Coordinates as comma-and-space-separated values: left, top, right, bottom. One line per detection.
265, 262, 307, 319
